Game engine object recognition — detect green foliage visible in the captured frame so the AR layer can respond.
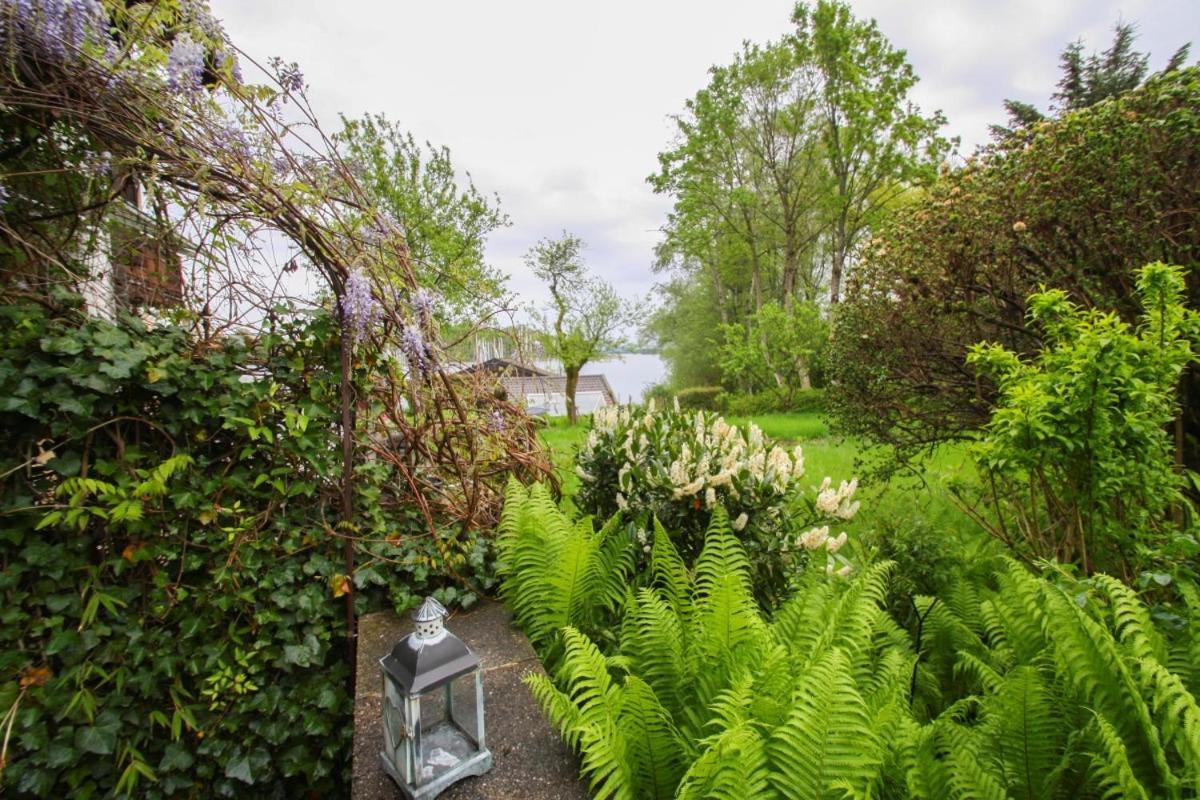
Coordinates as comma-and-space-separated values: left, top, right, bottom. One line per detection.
910, 560, 1200, 800
992, 21, 1192, 139
718, 302, 828, 397
497, 479, 633, 650
573, 404, 858, 605
0, 305, 486, 798
719, 388, 826, 416
511, 500, 905, 799
647, 0, 949, 387
336, 113, 509, 319
965, 262, 1199, 580
830, 66, 1200, 471
506, 481, 1200, 798
672, 386, 723, 412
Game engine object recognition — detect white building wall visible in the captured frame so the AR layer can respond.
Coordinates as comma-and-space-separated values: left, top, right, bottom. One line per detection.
79, 227, 116, 321
525, 391, 607, 416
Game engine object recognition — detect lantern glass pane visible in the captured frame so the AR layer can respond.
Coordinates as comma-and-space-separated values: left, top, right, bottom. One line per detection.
382, 681, 407, 762
449, 672, 479, 742
419, 685, 446, 731
414, 672, 481, 784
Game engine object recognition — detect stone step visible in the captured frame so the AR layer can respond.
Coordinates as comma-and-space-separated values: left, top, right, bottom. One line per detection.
352, 600, 589, 800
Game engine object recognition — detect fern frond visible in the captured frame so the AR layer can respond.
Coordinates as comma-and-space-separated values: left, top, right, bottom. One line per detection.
1139, 657, 1200, 779
1092, 574, 1168, 665
992, 562, 1048, 663
767, 648, 883, 799
893, 717, 955, 800
620, 589, 687, 721
789, 562, 893, 670
616, 675, 687, 799
954, 651, 1005, 695
675, 721, 770, 800
690, 506, 765, 659
650, 516, 691, 619
542, 627, 636, 799
1040, 586, 1173, 793
945, 734, 1008, 800
1089, 713, 1152, 800
986, 664, 1064, 799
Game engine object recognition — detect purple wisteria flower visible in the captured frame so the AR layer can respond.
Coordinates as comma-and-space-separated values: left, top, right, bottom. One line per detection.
400, 324, 435, 379
489, 410, 506, 432
183, 0, 223, 39
268, 56, 304, 94
340, 270, 380, 344
412, 288, 436, 333
167, 33, 206, 94
2, 0, 115, 64
85, 152, 110, 179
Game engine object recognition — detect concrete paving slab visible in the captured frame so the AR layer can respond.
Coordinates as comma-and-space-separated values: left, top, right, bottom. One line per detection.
352, 600, 589, 800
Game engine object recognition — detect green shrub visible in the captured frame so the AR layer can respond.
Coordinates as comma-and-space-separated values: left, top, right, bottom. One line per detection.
573, 403, 858, 604
829, 67, 1200, 470
719, 388, 827, 416
966, 262, 1199, 581
0, 305, 487, 798
673, 385, 724, 411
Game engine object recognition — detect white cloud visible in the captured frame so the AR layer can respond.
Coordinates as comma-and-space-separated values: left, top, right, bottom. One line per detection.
209, 0, 1198, 312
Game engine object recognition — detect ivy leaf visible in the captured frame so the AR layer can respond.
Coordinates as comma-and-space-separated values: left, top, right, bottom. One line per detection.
40, 335, 84, 355
75, 722, 118, 755
159, 743, 195, 772
224, 754, 254, 784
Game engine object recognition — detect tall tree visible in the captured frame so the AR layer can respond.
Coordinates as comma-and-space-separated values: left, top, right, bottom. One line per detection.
527, 232, 630, 423
991, 21, 1192, 140
792, 0, 950, 304
336, 113, 509, 318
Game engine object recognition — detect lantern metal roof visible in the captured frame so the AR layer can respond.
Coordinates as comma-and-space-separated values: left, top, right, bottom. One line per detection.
412, 596, 447, 623
380, 600, 480, 694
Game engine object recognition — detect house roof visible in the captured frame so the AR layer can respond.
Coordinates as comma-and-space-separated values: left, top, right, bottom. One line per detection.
454, 358, 553, 378
500, 374, 617, 405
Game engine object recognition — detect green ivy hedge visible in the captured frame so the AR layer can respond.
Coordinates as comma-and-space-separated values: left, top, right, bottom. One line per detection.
0, 303, 488, 798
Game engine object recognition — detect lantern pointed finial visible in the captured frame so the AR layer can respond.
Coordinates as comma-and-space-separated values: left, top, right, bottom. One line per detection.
412, 596, 447, 641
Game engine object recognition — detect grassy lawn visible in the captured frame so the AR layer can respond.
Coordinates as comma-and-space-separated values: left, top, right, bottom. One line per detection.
726, 411, 831, 442
537, 411, 977, 535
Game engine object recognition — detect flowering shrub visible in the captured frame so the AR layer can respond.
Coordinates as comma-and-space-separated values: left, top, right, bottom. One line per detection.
574, 401, 858, 602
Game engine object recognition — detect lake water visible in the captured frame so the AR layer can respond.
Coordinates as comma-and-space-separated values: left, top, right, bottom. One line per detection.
536, 353, 667, 404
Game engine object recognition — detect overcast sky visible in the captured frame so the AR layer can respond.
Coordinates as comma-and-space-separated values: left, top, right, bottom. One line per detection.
209, 0, 1198, 311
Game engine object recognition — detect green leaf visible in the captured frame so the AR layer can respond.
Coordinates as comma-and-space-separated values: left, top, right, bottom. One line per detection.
75, 723, 118, 755
225, 754, 254, 784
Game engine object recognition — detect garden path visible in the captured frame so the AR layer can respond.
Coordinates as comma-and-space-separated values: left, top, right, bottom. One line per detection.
352, 600, 588, 799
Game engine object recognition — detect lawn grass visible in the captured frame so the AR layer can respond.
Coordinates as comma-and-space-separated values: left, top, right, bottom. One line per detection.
726, 411, 830, 442
537, 415, 589, 509
535, 409, 983, 550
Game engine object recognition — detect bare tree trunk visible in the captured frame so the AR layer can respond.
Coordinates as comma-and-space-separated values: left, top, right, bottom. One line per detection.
565, 365, 581, 425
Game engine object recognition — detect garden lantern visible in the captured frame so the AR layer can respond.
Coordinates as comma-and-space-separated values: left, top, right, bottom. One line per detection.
379, 597, 492, 798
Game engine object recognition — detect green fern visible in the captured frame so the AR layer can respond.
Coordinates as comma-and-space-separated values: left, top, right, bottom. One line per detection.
767, 648, 885, 799
498, 481, 632, 647
620, 589, 687, 721
1090, 713, 1152, 800
985, 665, 1064, 799
675, 721, 771, 800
